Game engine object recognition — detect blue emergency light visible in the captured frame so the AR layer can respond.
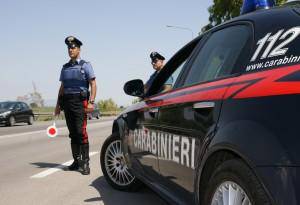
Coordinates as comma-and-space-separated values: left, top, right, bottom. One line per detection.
241, 0, 275, 15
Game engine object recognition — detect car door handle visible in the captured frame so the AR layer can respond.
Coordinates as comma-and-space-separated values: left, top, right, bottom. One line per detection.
149, 107, 159, 113
148, 107, 159, 118
193, 102, 215, 109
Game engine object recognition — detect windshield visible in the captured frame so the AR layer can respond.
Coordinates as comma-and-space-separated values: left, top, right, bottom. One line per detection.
0, 102, 15, 110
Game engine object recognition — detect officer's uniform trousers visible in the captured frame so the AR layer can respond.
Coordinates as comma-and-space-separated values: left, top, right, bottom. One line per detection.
63, 94, 89, 145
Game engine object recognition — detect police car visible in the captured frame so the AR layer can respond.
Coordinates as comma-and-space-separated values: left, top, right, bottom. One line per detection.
100, 1, 300, 204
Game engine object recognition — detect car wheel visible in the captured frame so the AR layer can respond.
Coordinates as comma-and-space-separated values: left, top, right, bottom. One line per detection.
8, 116, 15, 127
100, 134, 142, 191
202, 159, 271, 205
28, 115, 34, 125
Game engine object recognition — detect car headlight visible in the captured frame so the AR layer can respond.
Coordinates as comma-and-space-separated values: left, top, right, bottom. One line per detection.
0, 111, 11, 117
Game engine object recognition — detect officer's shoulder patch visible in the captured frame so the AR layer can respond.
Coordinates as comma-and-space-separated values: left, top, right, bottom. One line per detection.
80, 60, 92, 69
79, 60, 87, 66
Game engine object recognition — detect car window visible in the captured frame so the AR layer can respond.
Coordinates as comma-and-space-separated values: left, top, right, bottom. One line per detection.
183, 25, 251, 86
12, 103, 21, 110
149, 38, 201, 96
166, 59, 187, 88
21, 103, 29, 110
0, 102, 14, 109
14, 103, 21, 110
157, 60, 187, 94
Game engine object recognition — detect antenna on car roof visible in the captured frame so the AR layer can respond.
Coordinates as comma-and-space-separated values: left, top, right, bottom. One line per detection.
241, 0, 275, 15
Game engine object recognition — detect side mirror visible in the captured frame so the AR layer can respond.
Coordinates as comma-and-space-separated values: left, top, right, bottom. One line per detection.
123, 79, 144, 97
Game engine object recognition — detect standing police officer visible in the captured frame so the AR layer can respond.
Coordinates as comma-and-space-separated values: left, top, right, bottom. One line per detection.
144, 51, 173, 93
55, 36, 97, 175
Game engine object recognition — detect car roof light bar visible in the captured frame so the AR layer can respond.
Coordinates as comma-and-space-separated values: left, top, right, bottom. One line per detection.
241, 0, 275, 15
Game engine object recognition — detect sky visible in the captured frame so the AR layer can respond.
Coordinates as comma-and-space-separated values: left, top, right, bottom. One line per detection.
0, 0, 212, 107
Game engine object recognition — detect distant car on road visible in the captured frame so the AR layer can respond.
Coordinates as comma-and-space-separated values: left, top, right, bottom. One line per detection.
0, 101, 34, 126
87, 104, 101, 120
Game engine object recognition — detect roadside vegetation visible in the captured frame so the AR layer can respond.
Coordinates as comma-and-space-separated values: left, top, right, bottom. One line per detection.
202, 0, 287, 32
33, 98, 123, 121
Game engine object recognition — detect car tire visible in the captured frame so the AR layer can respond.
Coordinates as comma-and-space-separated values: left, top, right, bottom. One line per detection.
100, 134, 142, 191
201, 159, 271, 205
8, 116, 15, 127
28, 115, 34, 125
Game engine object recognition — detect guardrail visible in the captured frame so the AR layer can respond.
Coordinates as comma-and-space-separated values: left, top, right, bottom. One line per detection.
33, 111, 120, 121
33, 112, 65, 121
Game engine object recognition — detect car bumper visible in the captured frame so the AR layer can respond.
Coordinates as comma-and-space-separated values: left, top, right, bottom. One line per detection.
0, 116, 8, 124
255, 166, 300, 205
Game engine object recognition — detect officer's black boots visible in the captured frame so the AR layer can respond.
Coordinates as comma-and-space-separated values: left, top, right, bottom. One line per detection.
68, 144, 79, 170
79, 144, 90, 175
68, 143, 90, 175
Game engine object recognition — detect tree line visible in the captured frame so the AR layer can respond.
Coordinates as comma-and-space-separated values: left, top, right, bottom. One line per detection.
97, 98, 123, 112
202, 0, 287, 32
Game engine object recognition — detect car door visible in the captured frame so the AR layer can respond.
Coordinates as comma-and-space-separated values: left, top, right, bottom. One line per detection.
21, 103, 31, 121
13, 103, 23, 122
126, 38, 202, 182
149, 24, 253, 203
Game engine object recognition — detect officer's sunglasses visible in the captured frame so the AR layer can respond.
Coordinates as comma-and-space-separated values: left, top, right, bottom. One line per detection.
151, 59, 159, 64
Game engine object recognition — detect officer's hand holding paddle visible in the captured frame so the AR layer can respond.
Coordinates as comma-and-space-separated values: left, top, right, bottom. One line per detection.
85, 102, 94, 113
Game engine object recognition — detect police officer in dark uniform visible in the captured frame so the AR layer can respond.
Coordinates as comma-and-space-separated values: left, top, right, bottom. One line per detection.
144, 51, 173, 93
55, 36, 97, 175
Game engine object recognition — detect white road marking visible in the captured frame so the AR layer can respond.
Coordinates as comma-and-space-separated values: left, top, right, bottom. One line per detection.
30, 151, 99, 179
0, 130, 45, 140
0, 120, 113, 140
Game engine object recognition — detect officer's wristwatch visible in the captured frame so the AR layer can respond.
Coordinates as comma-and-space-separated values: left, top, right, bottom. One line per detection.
89, 100, 95, 104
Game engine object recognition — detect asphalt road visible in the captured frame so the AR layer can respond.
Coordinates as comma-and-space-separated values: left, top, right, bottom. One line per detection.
0, 117, 167, 205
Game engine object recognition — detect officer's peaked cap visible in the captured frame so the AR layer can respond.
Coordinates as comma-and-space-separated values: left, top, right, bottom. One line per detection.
150, 51, 165, 61
65, 36, 82, 48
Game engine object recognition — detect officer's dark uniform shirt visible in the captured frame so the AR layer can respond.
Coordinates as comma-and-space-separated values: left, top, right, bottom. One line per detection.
59, 59, 95, 94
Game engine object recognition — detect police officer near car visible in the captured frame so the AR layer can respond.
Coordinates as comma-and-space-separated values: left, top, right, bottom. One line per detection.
55, 36, 97, 175
144, 51, 173, 93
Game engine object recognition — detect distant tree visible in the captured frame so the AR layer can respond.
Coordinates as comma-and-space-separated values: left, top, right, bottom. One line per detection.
132, 98, 141, 104
202, 0, 287, 32
98, 98, 119, 112
30, 103, 38, 108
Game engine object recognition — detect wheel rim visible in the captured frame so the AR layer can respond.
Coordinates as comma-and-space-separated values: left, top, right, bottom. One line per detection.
29, 116, 33, 123
104, 140, 135, 186
211, 181, 252, 205
9, 117, 15, 125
